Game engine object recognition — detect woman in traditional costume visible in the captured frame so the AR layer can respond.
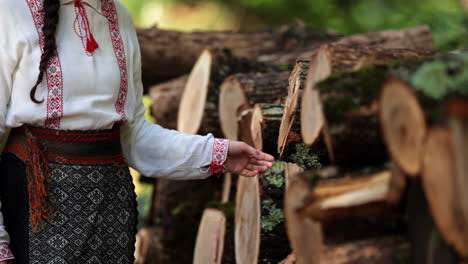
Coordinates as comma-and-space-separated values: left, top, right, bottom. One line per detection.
0, 0, 273, 263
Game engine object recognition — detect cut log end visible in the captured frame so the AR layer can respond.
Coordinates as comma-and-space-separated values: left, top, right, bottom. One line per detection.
219, 77, 248, 140
285, 178, 323, 264
300, 169, 406, 222
278, 61, 310, 156
251, 104, 265, 151
178, 49, 212, 134
422, 126, 468, 257
380, 77, 427, 176
193, 208, 226, 264
300, 44, 334, 146
235, 175, 261, 264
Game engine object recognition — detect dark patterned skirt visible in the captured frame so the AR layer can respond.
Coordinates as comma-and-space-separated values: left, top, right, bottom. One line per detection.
0, 126, 137, 264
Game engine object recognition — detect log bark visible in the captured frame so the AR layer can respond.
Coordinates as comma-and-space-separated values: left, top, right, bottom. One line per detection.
148, 75, 188, 129
135, 227, 168, 264
311, 56, 434, 168
380, 53, 468, 176
321, 236, 410, 264
281, 236, 410, 264
300, 43, 433, 150
178, 48, 276, 137
250, 103, 284, 156
285, 169, 408, 264
153, 177, 223, 264
422, 126, 468, 258
278, 61, 309, 157
336, 24, 434, 51
297, 166, 406, 222
137, 25, 335, 88
218, 71, 290, 140
235, 162, 292, 264
137, 25, 433, 89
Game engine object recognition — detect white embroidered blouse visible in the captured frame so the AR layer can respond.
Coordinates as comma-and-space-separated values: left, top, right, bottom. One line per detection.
0, 0, 228, 259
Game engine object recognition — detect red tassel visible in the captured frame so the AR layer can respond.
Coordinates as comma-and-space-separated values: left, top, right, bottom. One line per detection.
74, 0, 99, 54
25, 129, 54, 232
209, 163, 224, 178
86, 33, 99, 53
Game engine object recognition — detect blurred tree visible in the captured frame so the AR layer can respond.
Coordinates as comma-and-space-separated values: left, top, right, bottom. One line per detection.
120, 0, 468, 54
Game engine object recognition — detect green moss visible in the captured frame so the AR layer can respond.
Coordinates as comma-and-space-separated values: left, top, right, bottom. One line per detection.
263, 161, 286, 188
317, 56, 432, 123
207, 201, 236, 220
411, 53, 468, 99
261, 200, 284, 232
286, 143, 322, 169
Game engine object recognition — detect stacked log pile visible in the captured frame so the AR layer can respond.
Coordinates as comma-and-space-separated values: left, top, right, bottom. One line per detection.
137, 23, 468, 264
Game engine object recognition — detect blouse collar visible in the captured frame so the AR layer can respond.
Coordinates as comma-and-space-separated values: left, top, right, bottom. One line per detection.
60, 0, 100, 10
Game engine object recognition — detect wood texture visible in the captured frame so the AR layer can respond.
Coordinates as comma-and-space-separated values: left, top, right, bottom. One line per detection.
137, 26, 334, 87
251, 103, 284, 156
380, 78, 427, 176
285, 179, 323, 264
284, 163, 304, 191
336, 24, 434, 51
178, 48, 278, 137
219, 72, 290, 140
298, 168, 406, 222
278, 61, 309, 157
300, 43, 433, 149
137, 25, 433, 89
148, 75, 188, 129
193, 209, 226, 264
235, 175, 261, 264
422, 126, 468, 257
321, 236, 410, 264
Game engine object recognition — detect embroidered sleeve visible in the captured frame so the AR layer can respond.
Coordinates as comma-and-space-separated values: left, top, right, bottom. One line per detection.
0, 243, 14, 261
209, 138, 230, 177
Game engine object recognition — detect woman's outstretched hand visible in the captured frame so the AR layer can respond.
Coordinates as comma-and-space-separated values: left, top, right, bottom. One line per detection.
223, 141, 274, 177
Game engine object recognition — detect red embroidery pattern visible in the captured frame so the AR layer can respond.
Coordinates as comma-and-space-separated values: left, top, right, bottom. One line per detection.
0, 243, 14, 261
26, 0, 64, 129
210, 138, 229, 177
101, 0, 129, 122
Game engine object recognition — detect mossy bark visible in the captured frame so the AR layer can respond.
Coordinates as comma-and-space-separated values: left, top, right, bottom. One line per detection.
137, 26, 335, 88
316, 56, 434, 168
219, 71, 290, 140
207, 49, 280, 137
153, 177, 223, 264
252, 103, 284, 156
257, 161, 291, 263
227, 71, 291, 105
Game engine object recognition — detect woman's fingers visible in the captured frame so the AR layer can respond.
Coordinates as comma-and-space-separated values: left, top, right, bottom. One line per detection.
240, 169, 259, 177
244, 144, 274, 161
245, 164, 268, 172
249, 158, 273, 168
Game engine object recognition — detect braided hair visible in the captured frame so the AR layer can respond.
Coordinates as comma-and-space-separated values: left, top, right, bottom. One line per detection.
30, 0, 61, 103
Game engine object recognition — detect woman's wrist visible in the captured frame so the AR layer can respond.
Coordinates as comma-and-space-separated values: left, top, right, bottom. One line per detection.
208, 138, 230, 177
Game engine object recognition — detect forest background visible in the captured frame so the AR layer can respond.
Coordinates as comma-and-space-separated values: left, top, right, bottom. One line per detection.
124, 0, 468, 219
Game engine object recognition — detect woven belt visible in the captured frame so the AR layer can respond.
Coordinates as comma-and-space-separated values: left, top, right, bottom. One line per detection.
4, 125, 125, 165
2, 125, 125, 232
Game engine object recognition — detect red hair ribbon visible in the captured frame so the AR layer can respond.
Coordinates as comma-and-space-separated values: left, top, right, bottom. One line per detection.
74, 0, 99, 53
